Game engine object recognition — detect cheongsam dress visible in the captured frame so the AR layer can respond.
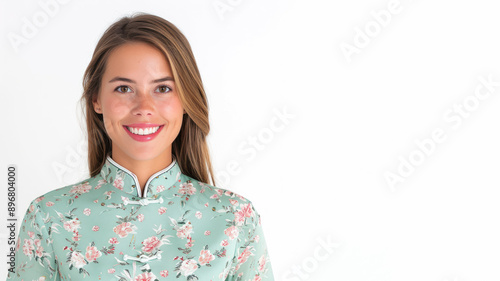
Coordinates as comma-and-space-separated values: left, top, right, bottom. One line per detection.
6, 154, 274, 281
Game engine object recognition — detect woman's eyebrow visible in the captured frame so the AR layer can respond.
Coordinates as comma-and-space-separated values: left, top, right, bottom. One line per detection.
108, 76, 174, 83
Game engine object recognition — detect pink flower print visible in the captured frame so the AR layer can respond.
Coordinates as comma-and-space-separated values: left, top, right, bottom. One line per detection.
198, 249, 215, 265
22, 239, 34, 257
108, 268, 116, 274
200, 187, 205, 193
176, 223, 193, 239
113, 222, 136, 238
210, 194, 219, 199
72, 232, 81, 242
221, 239, 229, 247
204, 230, 210, 236
83, 208, 91, 216
240, 203, 253, 218
63, 219, 81, 232
34, 196, 44, 203
35, 245, 44, 258
95, 179, 107, 190
185, 235, 194, 248
141, 236, 162, 253
215, 189, 223, 196
258, 255, 266, 272
224, 226, 239, 240
28, 204, 34, 213
156, 185, 165, 192
160, 270, 169, 277
237, 246, 253, 265
234, 211, 245, 225
179, 259, 198, 276
178, 182, 196, 195
27, 231, 35, 239
254, 275, 262, 281
70, 251, 87, 269
85, 245, 102, 262
158, 207, 167, 215
93, 199, 98, 203
108, 237, 119, 244
204, 202, 209, 207
92, 226, 99, 231
229, 199, 239, 206
113, 175, 124, 190
137, 214, 144, 222
134, 272, 157, 281
70, 182, 91, 194
45, 201, 54, 207
195, 211, 202, 219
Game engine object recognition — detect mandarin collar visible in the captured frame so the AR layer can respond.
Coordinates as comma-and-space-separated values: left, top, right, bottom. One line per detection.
100, 154, 181, 198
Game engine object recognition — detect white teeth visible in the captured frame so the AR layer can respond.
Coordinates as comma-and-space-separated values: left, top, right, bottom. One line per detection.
127, 126, 160, 135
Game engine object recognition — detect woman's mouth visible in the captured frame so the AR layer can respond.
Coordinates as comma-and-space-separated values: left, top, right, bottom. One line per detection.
126, 126, 161, 135
123, 125, 164, 142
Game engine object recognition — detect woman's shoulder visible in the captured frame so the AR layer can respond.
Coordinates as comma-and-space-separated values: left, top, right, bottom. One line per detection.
27, 175, 98, 210
181, 174, 261, 211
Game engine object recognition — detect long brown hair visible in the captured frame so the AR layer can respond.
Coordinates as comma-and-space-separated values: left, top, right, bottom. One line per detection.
79, 12, 216, 186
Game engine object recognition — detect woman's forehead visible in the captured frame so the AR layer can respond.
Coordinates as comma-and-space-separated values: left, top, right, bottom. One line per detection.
104, 42, 173, 80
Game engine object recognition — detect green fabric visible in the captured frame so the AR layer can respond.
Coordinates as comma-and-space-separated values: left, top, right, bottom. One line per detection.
7, 155, 274, 281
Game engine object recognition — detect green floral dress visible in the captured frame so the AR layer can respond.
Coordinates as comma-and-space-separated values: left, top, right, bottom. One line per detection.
6, 155, 274, 281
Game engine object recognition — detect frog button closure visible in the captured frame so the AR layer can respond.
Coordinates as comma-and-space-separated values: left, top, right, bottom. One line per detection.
123, 252, 162, 263
123, 197, 164, 206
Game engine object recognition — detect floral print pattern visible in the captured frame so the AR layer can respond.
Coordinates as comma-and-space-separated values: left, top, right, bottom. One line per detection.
6, 155, 274, 280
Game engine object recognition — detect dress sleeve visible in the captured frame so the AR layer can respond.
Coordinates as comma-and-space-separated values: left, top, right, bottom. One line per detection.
225, 202, 275, 281
6, 199, 59, 281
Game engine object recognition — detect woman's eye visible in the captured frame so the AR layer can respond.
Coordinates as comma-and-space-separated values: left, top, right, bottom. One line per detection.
157, 85, 171, 93
115, 86, 131, 93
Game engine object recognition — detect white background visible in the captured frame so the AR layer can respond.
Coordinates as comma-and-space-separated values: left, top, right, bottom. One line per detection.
1, 0, 500, 280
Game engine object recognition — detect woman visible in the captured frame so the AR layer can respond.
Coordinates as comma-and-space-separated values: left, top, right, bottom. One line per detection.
7, 12, 274, 281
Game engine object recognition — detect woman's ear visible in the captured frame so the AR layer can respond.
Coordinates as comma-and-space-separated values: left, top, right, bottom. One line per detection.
93, 98, 102, 114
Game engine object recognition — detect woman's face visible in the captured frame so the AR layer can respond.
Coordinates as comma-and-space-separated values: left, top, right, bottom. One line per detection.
93, 41, 185, 163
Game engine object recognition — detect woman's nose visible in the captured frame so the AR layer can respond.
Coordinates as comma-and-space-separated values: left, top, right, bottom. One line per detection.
132, 92, 154, 116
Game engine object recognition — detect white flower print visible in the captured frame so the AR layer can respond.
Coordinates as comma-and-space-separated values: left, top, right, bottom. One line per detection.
176, 223, 193, 239
69, 182, 91, 194
69, 251, 87, 269
63, 219, 81, 232
113, 175, 124, 190
22, 239, 34, 257
178, 182, 196, 195
179, 259, 198, 276
156, 185, 165, 192
195, 211, 202, 219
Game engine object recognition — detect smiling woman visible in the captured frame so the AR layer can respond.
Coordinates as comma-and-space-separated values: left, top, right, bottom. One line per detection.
6, 12, 275, 281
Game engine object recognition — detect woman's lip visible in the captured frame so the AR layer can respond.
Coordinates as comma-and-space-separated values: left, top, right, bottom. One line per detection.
123, 125, 164, 142
125, 123, 162, 129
